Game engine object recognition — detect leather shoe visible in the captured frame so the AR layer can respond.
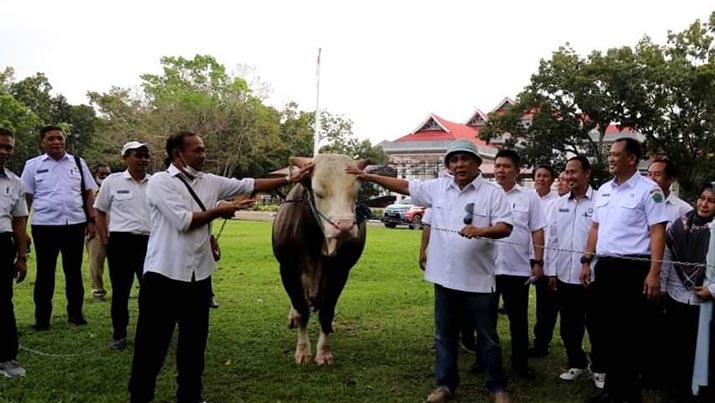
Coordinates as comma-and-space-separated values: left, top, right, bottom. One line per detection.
31, 323, 50, 331
68, 316, 88, 326
426, 386, 452, 403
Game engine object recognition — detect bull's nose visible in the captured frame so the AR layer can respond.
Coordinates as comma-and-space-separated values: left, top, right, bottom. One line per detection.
326, 218, 356, 239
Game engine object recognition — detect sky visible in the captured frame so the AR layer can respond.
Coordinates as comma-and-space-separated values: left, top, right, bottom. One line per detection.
1, 0, 713, 145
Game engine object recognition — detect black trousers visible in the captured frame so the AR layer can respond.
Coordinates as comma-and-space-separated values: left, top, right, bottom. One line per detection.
664, 295, 700, 402
533, 276, 559, 351
556, 280, 605, 371
594, 257, 651, 402
496, 274, 530, 372
31, 223, 87, 325
107, 232, 148, 341
129, 272, 211, 403
0, 233, 18, 362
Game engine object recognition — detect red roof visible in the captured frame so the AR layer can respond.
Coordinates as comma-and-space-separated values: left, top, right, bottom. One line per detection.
393, 114, 492, 147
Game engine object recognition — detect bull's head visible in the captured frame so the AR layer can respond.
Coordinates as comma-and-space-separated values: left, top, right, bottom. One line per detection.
290, 154, 369, 256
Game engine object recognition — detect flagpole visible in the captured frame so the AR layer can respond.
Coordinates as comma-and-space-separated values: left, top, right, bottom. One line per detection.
313, 48, 322, 157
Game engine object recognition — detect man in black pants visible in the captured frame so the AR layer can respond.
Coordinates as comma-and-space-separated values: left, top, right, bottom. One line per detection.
0, 128, 29, 377
581, 138, 668, 403
20, 126, 97, 329
94, 141, 152, 350
128, 131, 313, 403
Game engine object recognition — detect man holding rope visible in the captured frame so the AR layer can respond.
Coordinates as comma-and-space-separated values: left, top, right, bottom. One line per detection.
347, 138, 513, 403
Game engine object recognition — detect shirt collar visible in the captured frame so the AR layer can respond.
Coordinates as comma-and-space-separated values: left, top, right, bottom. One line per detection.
168, 163, 201, 181
665, 192, 677, 205
41, 152, 70, 162
610, 171, 641, 190
502, 182, 523, 194
448, 173, 484, 192
569, 185, 594, 200
121, 169, 149, 183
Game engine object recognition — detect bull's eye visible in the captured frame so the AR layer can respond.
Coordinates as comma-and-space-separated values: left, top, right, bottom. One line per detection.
314, 192, 325, 199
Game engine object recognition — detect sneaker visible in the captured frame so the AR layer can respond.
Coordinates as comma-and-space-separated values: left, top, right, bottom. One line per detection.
110, 338, 127, 350
426, 386, 452, 403
592, 372, 606, 389
559, 367, 589, 381
0, 361, 26, 377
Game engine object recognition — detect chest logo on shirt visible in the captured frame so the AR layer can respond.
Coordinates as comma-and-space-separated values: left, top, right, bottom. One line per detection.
650, 188, 664, 203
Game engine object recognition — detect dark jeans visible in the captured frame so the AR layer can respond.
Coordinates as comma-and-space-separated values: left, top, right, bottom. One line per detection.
533, 276, 558, 351
496, 274, 530, 372
665, 295, 700, 402
0, 233, 18, 362
31, 223, 87, 325
594, 257, 651, 402
129, 272, 211, 403
107, 232, 148, 341
556, 280, 605, 372
434, 284, 506, 393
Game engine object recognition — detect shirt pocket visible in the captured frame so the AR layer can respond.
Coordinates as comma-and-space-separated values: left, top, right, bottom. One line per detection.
113, 190, 133, 202
34, 172, 57, 195
471, 205, 491, 228
512, 204, 530, 227
616, 197, 642, 226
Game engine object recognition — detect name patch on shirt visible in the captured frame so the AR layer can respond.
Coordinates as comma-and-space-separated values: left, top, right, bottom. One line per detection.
559, 208, 570, 212
117, 190, 130, 194
37, 169, 49, 174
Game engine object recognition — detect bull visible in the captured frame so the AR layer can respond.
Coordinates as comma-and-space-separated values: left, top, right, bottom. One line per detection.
272, 154, 368, 365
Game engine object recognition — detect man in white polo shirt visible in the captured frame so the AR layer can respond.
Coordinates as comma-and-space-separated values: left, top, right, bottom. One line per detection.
647, 158, 692, 228
94, 141, 152, 350
21, 125, 98, 330
128, 131, 313, 403
347, 138, 513, 403
581, 137, 668, 403
494, 149, 546, 379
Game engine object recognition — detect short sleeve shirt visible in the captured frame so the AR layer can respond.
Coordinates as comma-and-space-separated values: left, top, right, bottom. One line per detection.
592, 173, 668, 255
94, 170, 151, 235
409, 175, 513, 293
0, 168, 28, 232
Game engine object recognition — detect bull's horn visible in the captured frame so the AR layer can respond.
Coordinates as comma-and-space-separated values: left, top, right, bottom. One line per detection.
289, 156, 314, 168
355, 159, 370, 170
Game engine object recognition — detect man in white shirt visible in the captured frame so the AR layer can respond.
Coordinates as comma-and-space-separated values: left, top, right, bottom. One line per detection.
494, 149, 546, 379
94, 142, 152, 350
20, 125, 98, 330
647, 158, 692, 227
581, 138, 668, 403
347, 139, 513, 403
0, 128, 29, 378
530, 164, 560, 358
557, 171, 570, 197
128, 131, 313, 403
545, 156, 605, 389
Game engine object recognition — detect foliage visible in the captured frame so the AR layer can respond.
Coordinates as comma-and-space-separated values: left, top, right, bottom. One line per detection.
480, 11, 715, 196
0, 219, 595, 403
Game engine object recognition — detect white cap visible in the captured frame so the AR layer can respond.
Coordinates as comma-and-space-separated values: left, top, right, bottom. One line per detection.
121, 141, 150, 156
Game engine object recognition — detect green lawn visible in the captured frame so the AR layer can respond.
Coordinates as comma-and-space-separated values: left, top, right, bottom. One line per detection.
0, 220, 597, 403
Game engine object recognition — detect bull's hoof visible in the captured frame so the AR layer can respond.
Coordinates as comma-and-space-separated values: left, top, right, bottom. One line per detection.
295, 344, 312, 364
315, 348, 333, 366
287, 308, 301, 329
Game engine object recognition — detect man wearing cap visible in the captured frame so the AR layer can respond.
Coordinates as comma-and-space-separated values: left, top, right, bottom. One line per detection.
20, 125, 98, 330
95, 141, 152, 350
347, 138, 513, 403
86, 162, 111, 300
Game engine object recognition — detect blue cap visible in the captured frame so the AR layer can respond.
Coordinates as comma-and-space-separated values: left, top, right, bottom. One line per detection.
444, 139, 482, 166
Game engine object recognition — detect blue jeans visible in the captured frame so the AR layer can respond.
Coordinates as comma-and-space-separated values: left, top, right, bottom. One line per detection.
434, 284, 507, 393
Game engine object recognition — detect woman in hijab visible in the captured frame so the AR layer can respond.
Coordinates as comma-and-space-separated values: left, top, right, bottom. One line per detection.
663, 181, 715, 402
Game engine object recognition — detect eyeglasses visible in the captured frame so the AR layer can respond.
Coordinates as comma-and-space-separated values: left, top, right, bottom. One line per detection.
464, 203, 474, 225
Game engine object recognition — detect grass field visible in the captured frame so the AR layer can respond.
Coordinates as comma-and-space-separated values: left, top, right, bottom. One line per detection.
0, 220, 598, 403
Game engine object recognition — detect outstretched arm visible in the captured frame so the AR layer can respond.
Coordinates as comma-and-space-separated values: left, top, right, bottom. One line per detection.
345, 166, 409, 195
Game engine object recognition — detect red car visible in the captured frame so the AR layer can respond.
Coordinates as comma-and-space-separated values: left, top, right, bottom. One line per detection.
382, 198, 426, 229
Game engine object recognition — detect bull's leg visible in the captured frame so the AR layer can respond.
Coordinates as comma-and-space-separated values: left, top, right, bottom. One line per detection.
315, 266, 350, 366
280, 264, 312, 364
315, 329, 333, 366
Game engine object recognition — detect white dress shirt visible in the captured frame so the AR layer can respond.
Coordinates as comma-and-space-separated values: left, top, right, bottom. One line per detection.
592, 173, 669, 256
0, 167, 28, 232
143, 164, 255, 282
409, 175, 513, 293
664, 193, 693, 229
545, 187, 596, 284
495, 184, 547, 276
538, 190, 560, 257
94, 170, 151, 235
20, 153, 97, 225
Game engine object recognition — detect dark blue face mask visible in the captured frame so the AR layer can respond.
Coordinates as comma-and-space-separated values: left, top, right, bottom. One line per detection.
464, 202, 474, 225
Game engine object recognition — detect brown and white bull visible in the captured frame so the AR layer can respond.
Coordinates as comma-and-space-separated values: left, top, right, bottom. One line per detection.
272, 154, 368, 365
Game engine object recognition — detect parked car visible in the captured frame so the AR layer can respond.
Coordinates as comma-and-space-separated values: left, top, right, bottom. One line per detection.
382, 198, 426, 229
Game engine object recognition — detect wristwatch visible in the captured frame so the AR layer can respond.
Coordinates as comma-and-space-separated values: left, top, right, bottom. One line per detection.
580, 255, 593, 264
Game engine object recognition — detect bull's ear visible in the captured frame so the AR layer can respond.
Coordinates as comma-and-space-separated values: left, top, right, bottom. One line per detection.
355, 159, 370, 170
289, 157, 314, 168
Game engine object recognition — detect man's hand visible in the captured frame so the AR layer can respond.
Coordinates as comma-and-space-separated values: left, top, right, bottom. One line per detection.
419, 250, 427, 271
215, 201, 240, 219
532, 263, 544, 280
345, 165, 370, 181
580, 263, 591, 287
289, 163, 314, 183
548, 276, 557, 292
643, 272, 660, 302
86, 222, 97, 239
459, 225, 483, 239
14, 258, 27, 284
233, 199, 256, 210
695, 286, 713, 301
